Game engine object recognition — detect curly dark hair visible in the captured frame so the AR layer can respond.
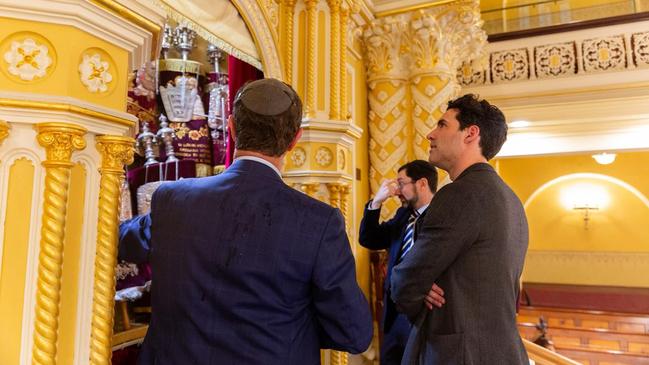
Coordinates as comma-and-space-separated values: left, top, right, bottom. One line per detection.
447, 94, 507, 160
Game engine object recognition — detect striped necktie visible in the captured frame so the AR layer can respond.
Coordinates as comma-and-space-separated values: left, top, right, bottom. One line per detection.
398, 212, 417, 262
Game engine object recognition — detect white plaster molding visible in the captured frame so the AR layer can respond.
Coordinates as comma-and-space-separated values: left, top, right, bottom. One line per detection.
0, 91, 137, 136
233, 0, 283, 78
71, 151, 101, 365
0, 0, 158, 69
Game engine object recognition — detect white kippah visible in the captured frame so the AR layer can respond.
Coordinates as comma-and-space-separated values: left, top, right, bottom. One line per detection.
235, 78, 297, 116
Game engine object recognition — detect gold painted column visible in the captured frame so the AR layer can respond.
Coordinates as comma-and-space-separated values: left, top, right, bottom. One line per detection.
32, 123, 87, 365
281, 0, 297, 85
408, 3, 486, 159
305, 0, 318, 118
362, 0, 486, 217
362, 20, 412, 219
340, 5, 350, 120
90, 136, 134, 365
327, 0, 342, 120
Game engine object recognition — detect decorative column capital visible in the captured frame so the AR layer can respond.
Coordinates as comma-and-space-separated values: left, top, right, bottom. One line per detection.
326, 0, 342, 12
362, 19, 409, 82
281, 0, 297, 7
35, 123, 87, 167
95, 136, 135, 173
409, 0, 486, 76
0, 120, 10, 146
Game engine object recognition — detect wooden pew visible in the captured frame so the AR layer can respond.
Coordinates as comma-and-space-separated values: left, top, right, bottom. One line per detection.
519, 306, 649, 335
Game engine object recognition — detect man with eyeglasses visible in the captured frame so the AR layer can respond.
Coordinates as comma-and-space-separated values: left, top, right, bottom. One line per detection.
359, 160, 443, 365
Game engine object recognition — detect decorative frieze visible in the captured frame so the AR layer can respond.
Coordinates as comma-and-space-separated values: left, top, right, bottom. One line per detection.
490, 48, 529, 83
582, 35, 626, 73
534, 41, 576, 79
458, 29, 647, 86
632, 31, 649, 67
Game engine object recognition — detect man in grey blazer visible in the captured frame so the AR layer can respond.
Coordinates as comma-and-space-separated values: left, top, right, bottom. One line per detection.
391, 94, 529, 364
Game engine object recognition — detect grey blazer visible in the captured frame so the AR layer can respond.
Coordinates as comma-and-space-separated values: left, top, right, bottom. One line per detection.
391, 163, 529, 365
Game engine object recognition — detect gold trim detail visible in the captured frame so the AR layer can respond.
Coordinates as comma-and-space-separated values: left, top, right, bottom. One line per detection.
331, 350, 349, 365
0, 98, 135, 128
374, 0, 456, 18
328, 0, 342, 120
151, 0, 263, 70
89, 0, 161, 60
158, 59, 202, 74
90, 136, 135, 365
305, 0, 318, 118
340, 6, 350, 119
32, 123, 87, 365
0, 120, 10, 146
281, 0, 297, 85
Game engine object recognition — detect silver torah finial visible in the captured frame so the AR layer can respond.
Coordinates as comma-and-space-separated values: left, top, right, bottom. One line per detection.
156, 114, 179, 163
160, 23, 173, 59
173, 24, 196, 61
136, 122, 159, 166
207, 44, 224, 74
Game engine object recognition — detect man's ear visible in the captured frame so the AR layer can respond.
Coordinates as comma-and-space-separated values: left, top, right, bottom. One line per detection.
416, 177, 429, 191
287, 128, 303, 151
464, 124, 480, 144
227, 115, 236, 141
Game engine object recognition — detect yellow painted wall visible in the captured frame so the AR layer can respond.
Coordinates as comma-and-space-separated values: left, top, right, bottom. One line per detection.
0, 17, 129, 112
497, 151, 649, 287
0, 158, 35, 364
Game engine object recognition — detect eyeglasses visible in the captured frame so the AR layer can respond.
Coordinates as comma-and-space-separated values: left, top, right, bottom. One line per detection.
397, 180, 415, 189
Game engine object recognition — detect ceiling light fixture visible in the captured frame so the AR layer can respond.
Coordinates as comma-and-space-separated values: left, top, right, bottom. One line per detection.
592, 153, 616, 165
509, 120, 530, 128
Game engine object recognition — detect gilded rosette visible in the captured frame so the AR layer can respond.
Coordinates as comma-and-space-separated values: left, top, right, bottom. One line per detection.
90, 136, 135, 365
35, 123, 87, 167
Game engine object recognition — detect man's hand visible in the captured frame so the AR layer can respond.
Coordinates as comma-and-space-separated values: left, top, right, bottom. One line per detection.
370, 179, 398, 209
424, 283, 445, 310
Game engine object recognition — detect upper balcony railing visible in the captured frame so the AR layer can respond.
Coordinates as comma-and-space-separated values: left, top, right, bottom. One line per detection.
483, 0, 649, 41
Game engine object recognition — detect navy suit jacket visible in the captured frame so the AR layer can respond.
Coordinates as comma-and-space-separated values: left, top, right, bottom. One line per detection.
358, 203, 411, 333
137, 159, 372, 365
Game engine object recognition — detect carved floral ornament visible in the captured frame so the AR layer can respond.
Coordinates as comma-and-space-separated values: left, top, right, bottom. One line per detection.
361, 0, 485, 80
290, 147, 306, 167
79, 53, 113, 93
3, 38, 53, 81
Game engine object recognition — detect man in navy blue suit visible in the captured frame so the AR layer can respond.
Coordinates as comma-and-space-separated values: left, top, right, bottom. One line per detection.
359, 160, 443, 365
137, 78, 373, 365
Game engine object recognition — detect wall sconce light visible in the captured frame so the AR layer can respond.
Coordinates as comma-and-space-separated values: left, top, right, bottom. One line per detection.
561, 183, 609, 230
572, 204, 598, 230
592, 152, 616, 165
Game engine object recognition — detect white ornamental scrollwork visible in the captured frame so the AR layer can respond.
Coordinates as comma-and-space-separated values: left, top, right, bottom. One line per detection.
79, 53, 113, 93
3, 38, 52, 81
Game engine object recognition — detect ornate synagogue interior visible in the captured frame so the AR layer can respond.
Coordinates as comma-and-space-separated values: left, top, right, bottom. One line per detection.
0, 0, 648, 364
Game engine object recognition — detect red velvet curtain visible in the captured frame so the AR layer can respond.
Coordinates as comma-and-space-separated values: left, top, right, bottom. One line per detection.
225, 55, 264, 167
